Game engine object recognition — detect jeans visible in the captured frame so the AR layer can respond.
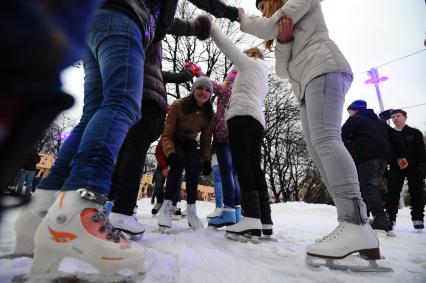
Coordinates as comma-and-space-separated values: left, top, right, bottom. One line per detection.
108, 101, 164, 215
228, 116, 272, 224
38, 9, 144, 195
16, 169, 36, 195
215, 142, 241, 208
386, 167, 425, 222
211, 164, 224, 208
152, 165, 182, 205
164, 139, 201, 205
300, 72, 368, 224
357, 159, 387, 217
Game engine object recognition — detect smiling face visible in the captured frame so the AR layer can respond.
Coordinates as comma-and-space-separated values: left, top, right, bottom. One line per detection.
193, 86, 211, 106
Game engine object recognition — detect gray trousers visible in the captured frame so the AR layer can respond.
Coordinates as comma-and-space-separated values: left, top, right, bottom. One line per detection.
300, 72, 368, 224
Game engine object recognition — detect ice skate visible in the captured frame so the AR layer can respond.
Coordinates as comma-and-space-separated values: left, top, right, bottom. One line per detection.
225, 217, 262, 244
30, 189, 145, 275
305, 222, 392, 272
11, 189, 58, 258
370, 213, 391, 237
172, 206, 182, 220
151, 202, 162, 216
260, 224, 278, 242
207, 207, 223, 219
208, 208, 236, 228
158, 199, 173, 230
412, 220, 424, 232
181, 208, 187, 217
109, 212, 145, 240
187, 203, 203, 229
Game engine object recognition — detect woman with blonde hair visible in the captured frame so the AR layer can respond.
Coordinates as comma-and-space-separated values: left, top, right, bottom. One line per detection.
237, 0, 388, 270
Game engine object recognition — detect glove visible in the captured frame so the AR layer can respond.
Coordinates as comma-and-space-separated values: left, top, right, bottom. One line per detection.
188, 15, 212, 40
184, 61, 203, 77
201, 161, 212, 176
224, 6, 239, 22
167, 153, 183, 168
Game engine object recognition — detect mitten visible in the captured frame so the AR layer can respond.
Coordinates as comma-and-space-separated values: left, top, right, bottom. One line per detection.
194, 15, 212, 40
167, 153, 183, 168
184, 61, 203, 77
201, 161, 212, 176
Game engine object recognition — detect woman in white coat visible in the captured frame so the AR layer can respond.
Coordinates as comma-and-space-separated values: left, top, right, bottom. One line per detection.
238, 0, 381, 262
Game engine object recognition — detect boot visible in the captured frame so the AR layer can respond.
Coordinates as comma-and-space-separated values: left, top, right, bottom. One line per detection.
306, 222, 380, 259
103, 201, 114, 217
158, 200, 173, 228
413, 220, 424, 230
235, 206, 242, 223
262, 224, 273, 237
30, 189, 145, 275
208, 208, 236, 228
187, 203, 203, 229
226, 217, 261, 237
13, 189, 58, 256
151, 202, 162, 215
109, 212, 145, 236
370, 213, 390, 232
207, 207, 223, 219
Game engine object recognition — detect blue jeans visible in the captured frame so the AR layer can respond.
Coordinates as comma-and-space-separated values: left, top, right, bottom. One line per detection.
17, 169, 36, 194
301, 72, 368, 224
216, 142, 241, 208
212, 164, 224, 208
38, 9, 144, 195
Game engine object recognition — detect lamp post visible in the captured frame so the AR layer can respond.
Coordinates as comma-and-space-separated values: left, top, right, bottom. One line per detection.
365, 67, 388, 113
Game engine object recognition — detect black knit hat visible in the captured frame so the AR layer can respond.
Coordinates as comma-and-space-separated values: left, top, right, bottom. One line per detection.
347, 100, 367, 110
256, 0, 262, 9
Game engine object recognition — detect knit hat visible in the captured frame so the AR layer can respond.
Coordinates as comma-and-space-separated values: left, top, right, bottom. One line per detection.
347, 100, 367, 110
191, 77, 213, 95
224, 69, 238, 83
256, 0, 262, 9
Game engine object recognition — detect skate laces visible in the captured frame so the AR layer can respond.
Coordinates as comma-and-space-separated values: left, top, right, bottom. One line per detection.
91, 209, 123, 243
317, 224, 346, 243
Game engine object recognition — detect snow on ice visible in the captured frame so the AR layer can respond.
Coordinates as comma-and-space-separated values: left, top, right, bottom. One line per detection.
1, 198, 425, 282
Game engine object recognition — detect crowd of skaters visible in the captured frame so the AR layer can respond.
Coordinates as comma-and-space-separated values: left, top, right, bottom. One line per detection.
2, 0, 425, 277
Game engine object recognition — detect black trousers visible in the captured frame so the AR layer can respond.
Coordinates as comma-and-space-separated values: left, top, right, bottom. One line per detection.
357, 159, 387, 217
228, 116, 272, 224
386, 166, 425, 222
164, 139, 200, 205
108, 100, 165, 215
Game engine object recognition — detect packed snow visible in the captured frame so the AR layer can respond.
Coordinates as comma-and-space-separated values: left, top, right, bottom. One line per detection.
1, 198, 425, 282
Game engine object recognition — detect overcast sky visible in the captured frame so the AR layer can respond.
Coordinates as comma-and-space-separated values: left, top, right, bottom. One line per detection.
61, 0, 426, 132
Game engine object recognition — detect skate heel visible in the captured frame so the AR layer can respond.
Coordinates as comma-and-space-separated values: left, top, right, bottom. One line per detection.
30, 246, 64, 274
359, 248, 380, 260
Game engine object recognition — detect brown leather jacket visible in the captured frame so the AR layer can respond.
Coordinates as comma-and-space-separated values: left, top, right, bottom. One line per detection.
161, 96, 215, 162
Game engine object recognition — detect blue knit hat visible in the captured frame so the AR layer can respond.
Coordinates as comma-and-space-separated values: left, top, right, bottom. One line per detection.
347, 100, 367, 110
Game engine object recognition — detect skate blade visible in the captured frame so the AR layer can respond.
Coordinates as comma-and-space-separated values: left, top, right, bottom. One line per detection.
386, 230, 397, 237
158, 226, 172, 234
225, 232, 260, 244
13, 271, 143, 283
259, 236, 278, 242
414, 229, 423, 233
0, 253, 33, 259
305, 256, 393, 272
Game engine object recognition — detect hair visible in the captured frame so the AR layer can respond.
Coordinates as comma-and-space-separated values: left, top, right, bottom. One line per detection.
244, 47, 264, 60
182, 95, 214, 121
390, 109, 407, 117
259, 0, 284, 50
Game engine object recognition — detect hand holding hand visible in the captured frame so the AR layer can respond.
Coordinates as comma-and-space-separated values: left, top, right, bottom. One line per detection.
277, 17, 294, 43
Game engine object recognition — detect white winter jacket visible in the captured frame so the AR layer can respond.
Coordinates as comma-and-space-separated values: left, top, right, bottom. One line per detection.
240, 0, 352, 102
210, 23, 270, 128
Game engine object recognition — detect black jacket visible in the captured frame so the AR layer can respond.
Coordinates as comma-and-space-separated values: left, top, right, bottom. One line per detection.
390, 125, 426, 169
341, 109, 406, 164
21, 151, 41, 171
103, 0, 238, 49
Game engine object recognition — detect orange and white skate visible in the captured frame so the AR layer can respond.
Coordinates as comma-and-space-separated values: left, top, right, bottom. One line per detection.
30, 189, 145, 275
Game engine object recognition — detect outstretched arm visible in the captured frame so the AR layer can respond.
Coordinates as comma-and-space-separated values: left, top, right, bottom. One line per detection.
189, 0, 238, 22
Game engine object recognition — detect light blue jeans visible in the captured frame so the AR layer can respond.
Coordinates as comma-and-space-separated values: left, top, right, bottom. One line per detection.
17, 169, 36, 195
300, 72, 368, 224
38, 9, 144, 195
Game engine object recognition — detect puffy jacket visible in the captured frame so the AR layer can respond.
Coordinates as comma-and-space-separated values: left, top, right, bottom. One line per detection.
240, 0, 352, 102
210, 23, 269, 128
161, 95, 215, 162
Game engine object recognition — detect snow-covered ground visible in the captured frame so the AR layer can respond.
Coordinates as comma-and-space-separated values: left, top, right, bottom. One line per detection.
1, 198, 425, 282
